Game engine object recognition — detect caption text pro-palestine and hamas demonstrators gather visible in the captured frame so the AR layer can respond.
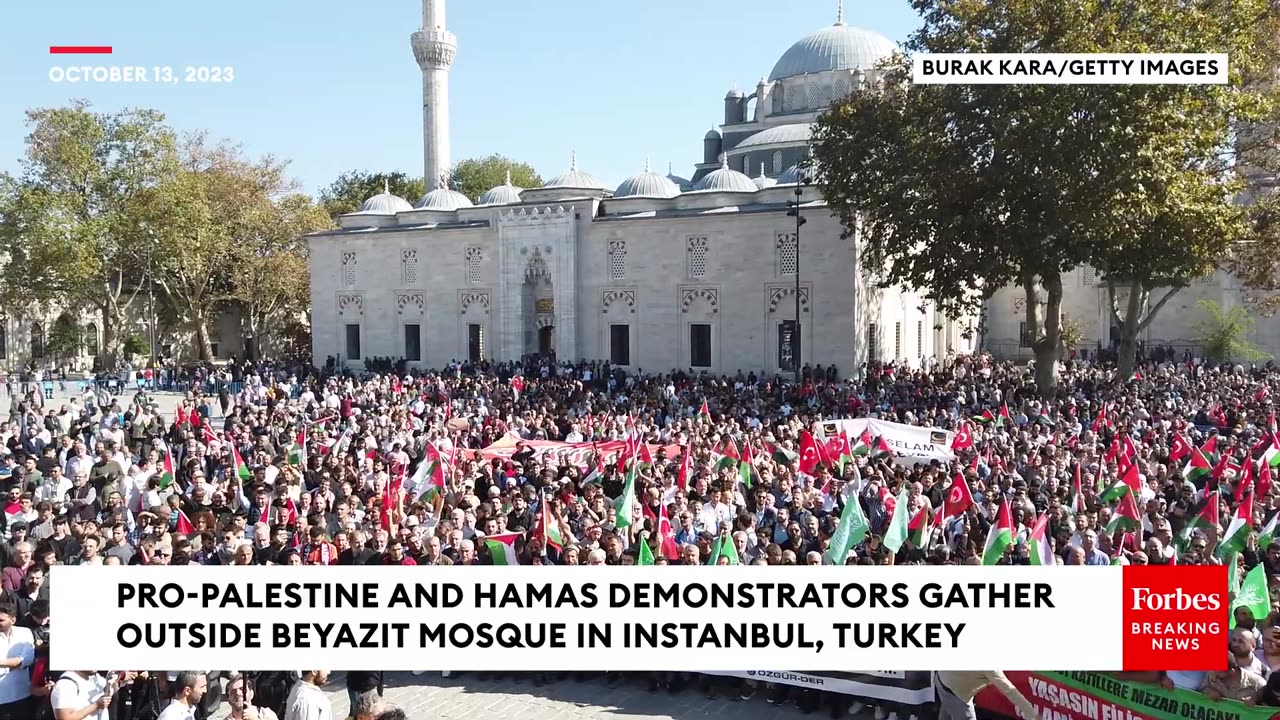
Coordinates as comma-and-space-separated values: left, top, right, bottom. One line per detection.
2, 351, 1279, 720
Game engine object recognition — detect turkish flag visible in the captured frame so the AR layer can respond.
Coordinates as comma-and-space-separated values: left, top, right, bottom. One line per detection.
944, 473, 975, 519
951, 422, 973, 451
799, 430, 822, 475
644, 504, 680, 560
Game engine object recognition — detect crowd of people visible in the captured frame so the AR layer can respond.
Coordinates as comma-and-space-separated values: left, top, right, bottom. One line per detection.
0, 351, 1276, 720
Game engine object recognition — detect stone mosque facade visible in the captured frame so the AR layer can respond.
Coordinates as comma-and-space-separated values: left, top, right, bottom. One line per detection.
307, 0, 977, 376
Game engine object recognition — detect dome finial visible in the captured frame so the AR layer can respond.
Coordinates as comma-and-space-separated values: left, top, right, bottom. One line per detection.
383, 178, 390, 194
719, 153, 728, 169
644, 157, 651, 173
758, 162, 767, 178
668, 161, 673, 175
836, 0, 844, 25
570, 150, 578, 171
504, 168, 512, 186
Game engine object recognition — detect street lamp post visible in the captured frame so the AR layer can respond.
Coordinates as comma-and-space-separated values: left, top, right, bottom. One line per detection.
785, 171, 807, 384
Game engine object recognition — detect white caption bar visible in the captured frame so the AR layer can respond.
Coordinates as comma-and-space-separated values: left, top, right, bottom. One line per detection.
912, 53, 1229, 85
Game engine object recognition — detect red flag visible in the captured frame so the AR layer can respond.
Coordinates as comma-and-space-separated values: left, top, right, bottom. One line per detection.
202, 424, 216, 445
798, 430, 822, 475
1092, 404, 1109, 433
1236, 461, 1255, 504
538, 490, 564, 551
951, 422, 973, 451
644, 504, 680, 560
1260, 461, 1273, 501
175, 510, 194, 536
677, 449, 692, 492
944, 473, 975, 519
1169, 434, 1192, 465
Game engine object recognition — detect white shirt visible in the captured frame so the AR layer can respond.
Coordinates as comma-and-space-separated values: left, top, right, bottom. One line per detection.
283, 680, 333, 720
52, 672, 109, 720
157, 698, 198, 720
0, 626, 33, 703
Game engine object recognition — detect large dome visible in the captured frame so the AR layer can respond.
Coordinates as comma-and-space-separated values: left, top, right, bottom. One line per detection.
768, 21, 896, 82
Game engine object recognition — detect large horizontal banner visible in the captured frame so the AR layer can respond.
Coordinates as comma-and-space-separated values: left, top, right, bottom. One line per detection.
975, 671, 1270, 720
479, 435, 681, 467
813, 419, 956, 465
702, 670, 933, 705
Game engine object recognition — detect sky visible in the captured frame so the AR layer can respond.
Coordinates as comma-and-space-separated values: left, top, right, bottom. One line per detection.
0, 0, 922, 197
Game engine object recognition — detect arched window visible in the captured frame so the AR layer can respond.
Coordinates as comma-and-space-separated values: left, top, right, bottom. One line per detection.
772, 151, 783, 174
30, 322, 44, 359
772, 84, 785, 113
743, 155, 751, 173
85, 323, 99, 356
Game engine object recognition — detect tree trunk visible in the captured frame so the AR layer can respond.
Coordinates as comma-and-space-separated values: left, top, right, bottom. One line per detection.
100, 304, 122, 370
1024, 272, 1063, 400
1108, 278, 1180, 381
191, 308, 214, 363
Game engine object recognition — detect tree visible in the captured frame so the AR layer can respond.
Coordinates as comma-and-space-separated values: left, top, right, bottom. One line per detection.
318, 171, 423, 221
230, 192, 328, 361
449, 154, 542, 203
45, 315, 82, 365
811, 0, 1280, 396
0, 101, 179, 368
1196, 300, 1270, 363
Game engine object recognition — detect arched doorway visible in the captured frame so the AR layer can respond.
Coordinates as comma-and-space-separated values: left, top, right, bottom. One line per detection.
523, 248, 556, 358
538, 325, 555, 356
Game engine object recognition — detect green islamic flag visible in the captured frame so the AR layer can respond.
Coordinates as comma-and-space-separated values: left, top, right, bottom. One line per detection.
1231, 563, 1271, 629
824, 490, 869, 565
882, 488, 912, 554
637, 538, 655, 566
615, 465, 638, 529
707, 535, 739, 565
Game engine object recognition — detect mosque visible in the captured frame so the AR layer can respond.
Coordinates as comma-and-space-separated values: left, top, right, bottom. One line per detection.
306, 0, 1265, 376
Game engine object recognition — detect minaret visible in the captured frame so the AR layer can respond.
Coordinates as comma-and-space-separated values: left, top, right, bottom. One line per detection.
411, 0, 456, 189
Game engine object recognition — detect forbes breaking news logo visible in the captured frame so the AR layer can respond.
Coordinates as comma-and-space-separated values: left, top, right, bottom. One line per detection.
1122, 565, 1227, 671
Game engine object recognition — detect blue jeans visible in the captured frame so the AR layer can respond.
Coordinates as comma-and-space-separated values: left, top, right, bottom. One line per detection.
347, 689, 358, 718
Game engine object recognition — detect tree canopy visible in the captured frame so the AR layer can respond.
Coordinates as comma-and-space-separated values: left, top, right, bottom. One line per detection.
811, 0, 1280, 394
449, 154, 542, 202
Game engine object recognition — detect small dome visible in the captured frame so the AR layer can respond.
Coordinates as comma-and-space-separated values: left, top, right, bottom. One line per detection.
614, 160, 680, 199
704, 128, 722, 140
769, 19, 896, 82
691, 155, 758, 194
777, 164, 811, 185
725, 89, 744, 99
545, 151, 608, 190
415, 182, 474, 211
753, 163, 778, 190
734, 123, 814, 151
357, 180, 414, 214
478, 169, 524, 206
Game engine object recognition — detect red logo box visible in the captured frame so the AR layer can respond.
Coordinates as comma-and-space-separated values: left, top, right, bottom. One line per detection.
1122, 565, 1228, 671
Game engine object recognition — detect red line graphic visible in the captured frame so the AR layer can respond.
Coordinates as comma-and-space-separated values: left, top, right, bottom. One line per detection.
49, 46, 113, 54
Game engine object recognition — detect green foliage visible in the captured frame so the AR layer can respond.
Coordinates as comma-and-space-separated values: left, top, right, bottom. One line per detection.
45, 315, 82, 361
0, 100, 180, 365
318, 171, 423, 221
1196, 300, 1271, 363
123, 334, 150, 358
449, 155, 542, 202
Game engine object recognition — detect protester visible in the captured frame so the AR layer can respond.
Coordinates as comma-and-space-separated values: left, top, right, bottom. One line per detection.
156, 672, 207, 720
226, 673, 279, 720
283, 671, 333, 720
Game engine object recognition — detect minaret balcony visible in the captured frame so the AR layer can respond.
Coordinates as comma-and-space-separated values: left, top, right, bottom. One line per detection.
411, 29, 457, 68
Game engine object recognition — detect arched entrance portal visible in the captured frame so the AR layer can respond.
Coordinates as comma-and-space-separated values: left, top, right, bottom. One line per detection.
524, 248, 556, 358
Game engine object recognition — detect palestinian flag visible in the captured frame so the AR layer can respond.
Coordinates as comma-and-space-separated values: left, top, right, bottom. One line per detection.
882, 488, 912, 554
1200, 436, 1220, 464
997, 404, 1013, 428
982, 499, 1014, 565
852, 429, 873, 457
1028, 513, 1054, 566
615, 465, 638, 529
159, 448, 177, 491
1104, 490, 1142, 535
950, 423, 973, 452
706, 534, 740, 565
287, 428, 308, 466
484, 532, 522, 566
637, 537, 656, 566
1232, 563, 1271, 629
824, 491, 870, 565
768, 441, 799, 467
1037, 408, 1053, 426
1099, 462, 1140, 504
538, 490, 564, 552
580, 452, 606, 488
1182, 448, 1213, 487
231, 445, 251, 483
676, 450, 693, 492
907, 503, 933, 548
409, 441, 445, 502
698, 400, 712, 421
738, 441, 757, 489
870, 435, 894, 462
1257, 508, 1280, 550
636, 441, 656, 468
1068, 463, 1087, 514
1169, 433, 1193, 465
1217, 491, 1254, 560
175, 509, 195, 536
975, 410, 996, 425
798, 430, 822, 475
715, 436, 742, 472
1179, 491, 1220, 549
